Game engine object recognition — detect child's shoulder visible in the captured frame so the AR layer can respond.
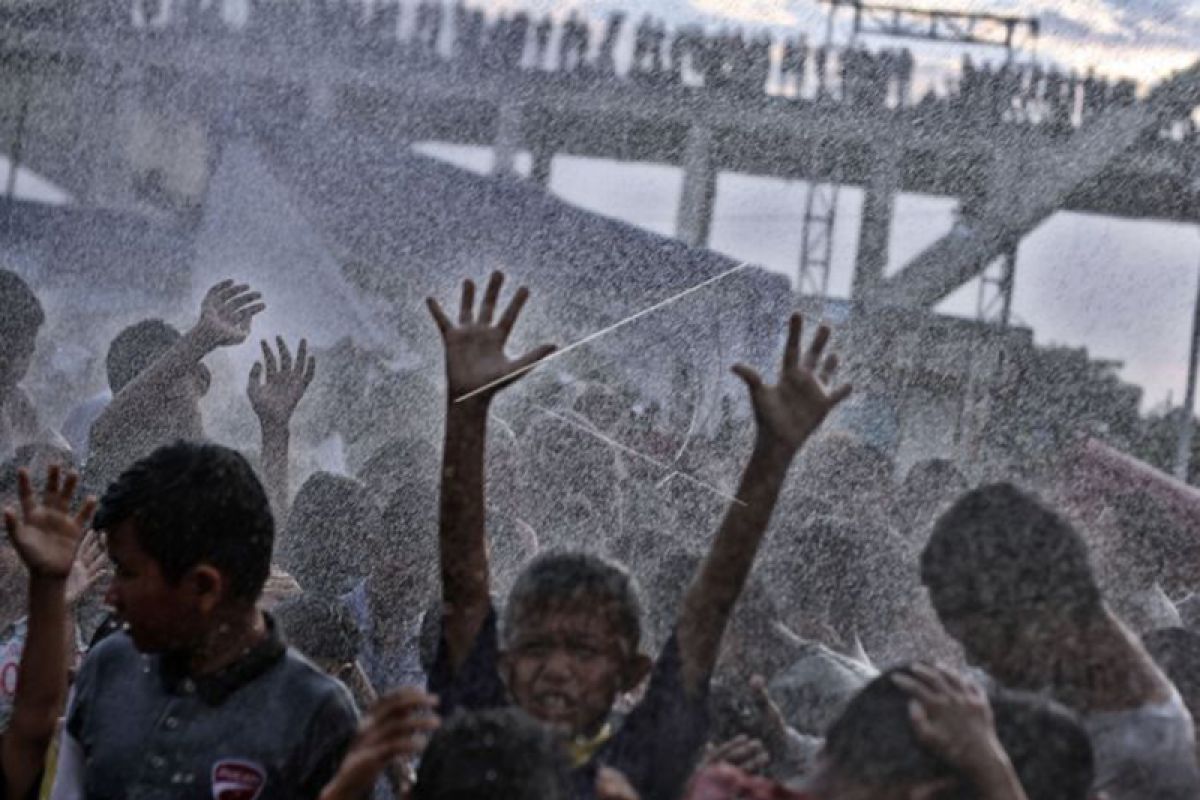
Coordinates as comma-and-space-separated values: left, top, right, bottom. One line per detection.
276, 646, 359, 714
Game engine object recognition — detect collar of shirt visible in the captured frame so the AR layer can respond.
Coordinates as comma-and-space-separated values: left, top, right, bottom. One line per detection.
568, 722, 614, 768
158, 613, 287, 705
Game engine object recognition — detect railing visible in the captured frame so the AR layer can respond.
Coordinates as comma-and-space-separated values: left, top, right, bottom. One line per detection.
0, 0, 1176, 136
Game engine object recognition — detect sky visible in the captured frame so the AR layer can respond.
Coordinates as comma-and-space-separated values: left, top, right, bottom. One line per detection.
406, 0, 1200, 412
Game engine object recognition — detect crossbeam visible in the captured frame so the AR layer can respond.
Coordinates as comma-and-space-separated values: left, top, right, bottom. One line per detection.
821, 0, 1038, 51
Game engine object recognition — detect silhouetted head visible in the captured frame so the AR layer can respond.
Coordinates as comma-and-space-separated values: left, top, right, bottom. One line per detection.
0, 270, 43, 396
920, 484, 1103, 686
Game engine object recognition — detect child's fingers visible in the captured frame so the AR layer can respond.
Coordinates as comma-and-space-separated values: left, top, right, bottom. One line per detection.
74, 497, 98, 529
16, 469, 34, 520
60, 470, 80, 505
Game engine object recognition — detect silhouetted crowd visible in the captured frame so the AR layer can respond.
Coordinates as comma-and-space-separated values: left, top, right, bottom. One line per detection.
1, 263, 1200, 800
3, 0, 1174, 136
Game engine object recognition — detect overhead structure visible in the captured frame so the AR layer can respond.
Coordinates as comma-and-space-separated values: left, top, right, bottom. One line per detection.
821, 0, 1038, 54
881, 59, 1200, 311
799, 0, 1038, 302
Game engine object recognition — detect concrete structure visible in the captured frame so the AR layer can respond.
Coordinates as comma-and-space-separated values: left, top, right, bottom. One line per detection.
0, 2, 1197, 320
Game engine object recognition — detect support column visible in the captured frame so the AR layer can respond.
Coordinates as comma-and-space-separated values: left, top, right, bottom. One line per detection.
78, 62, 143, 210
493, 101, 524, 178
530, 142, 554, 188
851, 147, 900, 301
676, 124, 716, 248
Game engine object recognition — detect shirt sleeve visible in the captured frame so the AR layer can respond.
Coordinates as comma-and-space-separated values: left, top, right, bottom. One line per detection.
602, 633, 710, 800
427, 604, 507, 716
47, 721, 84, 800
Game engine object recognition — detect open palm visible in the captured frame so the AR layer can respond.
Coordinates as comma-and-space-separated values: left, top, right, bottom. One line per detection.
5, 465, 97, 580
427, 272, 556, 404
195, 279, 266, 350
249, 336, 317, 428
732, 313, 852, 456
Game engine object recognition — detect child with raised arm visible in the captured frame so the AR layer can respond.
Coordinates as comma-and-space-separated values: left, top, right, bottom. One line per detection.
50, 442, 359, 799
85, 279, 265, 493
425, 272, 851, 800
1, 466, 95, 800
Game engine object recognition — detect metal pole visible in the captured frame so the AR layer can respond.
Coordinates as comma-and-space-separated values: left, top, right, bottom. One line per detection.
1175, 246, 1200, 481
6, 73, 30, 199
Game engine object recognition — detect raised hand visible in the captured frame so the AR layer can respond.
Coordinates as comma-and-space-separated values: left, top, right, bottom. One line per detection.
4, 466, 97, 581
320, 689, 440, 800
193, 279, 266, 352
248, 336, 317, 430
703, 735, 770, 776
731, 313, 851, 458
426, 272, 556, 406
65, 529, 107, 607
893, 664, 1010, 781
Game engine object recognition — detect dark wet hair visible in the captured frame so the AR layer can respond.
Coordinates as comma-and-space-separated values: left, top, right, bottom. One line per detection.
0, 269, 44, 343
920, 483, 1102, 622
414, 707, 571, 800
276, 593, 361, 665
991, 688, 1094, 800
279, 472, 382, 597
822, 667, 956, 787
94, 441, 274, 603
503, 550, 642, 651
106, 319, 181, 393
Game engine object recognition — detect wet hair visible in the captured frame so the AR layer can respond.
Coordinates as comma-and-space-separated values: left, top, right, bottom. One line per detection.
0, 269, 44, 344
502, 550, 642, 652
991, 688, 1094, 800
279, 472, 382, 597
94, 441, 274, 603
106, 319, 181, 393
276, 593, 361, 666
413, 707, 572, 800
920, 483, 1103, 622
822, 667, 957, 787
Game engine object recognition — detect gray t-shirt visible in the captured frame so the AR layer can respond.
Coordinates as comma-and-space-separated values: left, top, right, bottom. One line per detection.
50, 620, 358, 800
1085, 689, 1200, 800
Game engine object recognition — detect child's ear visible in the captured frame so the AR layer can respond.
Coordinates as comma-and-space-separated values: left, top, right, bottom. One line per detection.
188, 564, 226, 614
621, 653, 653, 692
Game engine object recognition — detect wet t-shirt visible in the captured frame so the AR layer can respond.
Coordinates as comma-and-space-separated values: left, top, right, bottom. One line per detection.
50, 618, 358, 800
428, 605, 709, 800
1085, 688, 1200, 800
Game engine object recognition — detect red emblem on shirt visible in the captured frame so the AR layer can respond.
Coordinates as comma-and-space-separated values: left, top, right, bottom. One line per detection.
211, 760, 266, 800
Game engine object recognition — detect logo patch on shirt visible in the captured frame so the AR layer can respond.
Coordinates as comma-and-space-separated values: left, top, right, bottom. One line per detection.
211, 759, 266, 800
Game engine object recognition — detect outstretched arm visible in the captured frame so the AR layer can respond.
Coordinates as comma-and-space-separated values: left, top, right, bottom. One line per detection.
248, 337, 316, 527
677, 314, 850, 694
1, 466, 96, 800
93, 280, 265, 440
427, 273, 554, 672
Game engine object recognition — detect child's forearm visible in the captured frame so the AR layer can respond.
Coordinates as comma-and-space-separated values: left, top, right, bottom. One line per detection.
260, 420, 290, 528
971, 753, 1029, 800
677, 441, 792, 694
438, 402, 492, 670
2, 576, 70, 798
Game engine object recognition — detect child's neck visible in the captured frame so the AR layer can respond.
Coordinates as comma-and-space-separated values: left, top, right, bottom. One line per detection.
187, 606, 269, 677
